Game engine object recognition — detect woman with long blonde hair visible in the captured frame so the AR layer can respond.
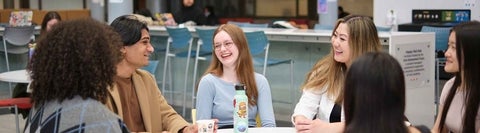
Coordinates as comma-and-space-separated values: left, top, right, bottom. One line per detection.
293, 15, 382, 132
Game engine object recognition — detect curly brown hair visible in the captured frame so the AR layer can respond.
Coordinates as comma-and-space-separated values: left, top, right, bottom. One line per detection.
28, 18, 123, 107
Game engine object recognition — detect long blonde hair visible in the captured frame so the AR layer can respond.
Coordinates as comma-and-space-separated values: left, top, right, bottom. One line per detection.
301, 15, 382, 103
202, 24, 258, 106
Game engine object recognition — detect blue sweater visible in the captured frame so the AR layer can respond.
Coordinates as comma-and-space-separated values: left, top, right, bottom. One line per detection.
196, 73, 276, 128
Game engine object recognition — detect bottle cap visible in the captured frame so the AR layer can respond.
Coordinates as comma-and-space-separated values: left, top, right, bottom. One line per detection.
235, 83, 245, 90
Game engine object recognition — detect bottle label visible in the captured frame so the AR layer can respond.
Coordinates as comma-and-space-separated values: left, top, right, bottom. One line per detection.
234, 101, 248, 133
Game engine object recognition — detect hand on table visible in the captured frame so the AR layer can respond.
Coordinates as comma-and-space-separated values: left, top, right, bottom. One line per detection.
181, 119, 219, 133
295, 116, 340, 133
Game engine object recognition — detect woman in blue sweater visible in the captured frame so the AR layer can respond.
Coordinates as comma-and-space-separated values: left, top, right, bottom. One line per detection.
195, 24, 276, 128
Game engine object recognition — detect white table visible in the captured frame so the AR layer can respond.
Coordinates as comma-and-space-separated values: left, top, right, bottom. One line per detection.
217, 127, 295, 133
0, 70, 30, 83
0, 70, 31, 93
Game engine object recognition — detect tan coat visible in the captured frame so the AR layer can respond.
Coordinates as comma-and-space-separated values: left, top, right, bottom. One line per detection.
106, 69, 189, 133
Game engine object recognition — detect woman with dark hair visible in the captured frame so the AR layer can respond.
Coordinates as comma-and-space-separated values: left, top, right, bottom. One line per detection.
343, 52, 428, 133
24, 18, 128, 132
135, 8, 157, 21
40, 11, 61, 35
204, 5, 219, 26
173, 0, 206, 25
293, 15, 382, 132
108, 15, 211, 133
432, 21, 480, 133
195, 24, 276, 128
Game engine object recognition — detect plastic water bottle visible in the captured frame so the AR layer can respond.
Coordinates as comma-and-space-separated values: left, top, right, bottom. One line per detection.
234, 84, 248, 133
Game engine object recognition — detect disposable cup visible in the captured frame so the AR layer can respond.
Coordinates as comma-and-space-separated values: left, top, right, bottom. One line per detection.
196, 119, 215, 133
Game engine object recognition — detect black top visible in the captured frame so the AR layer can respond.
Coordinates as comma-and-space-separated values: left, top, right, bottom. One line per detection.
329, 104, 342, 122
235, 84, 245, 91
173, 5, 206, 25
414, 125, 431, 133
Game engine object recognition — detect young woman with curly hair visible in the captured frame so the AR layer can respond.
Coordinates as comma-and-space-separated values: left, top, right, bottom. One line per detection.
24, 18, 128, 132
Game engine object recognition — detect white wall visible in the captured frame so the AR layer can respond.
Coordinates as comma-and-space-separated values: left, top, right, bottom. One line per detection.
29, 0, 84, 10
374, 0, 480, 27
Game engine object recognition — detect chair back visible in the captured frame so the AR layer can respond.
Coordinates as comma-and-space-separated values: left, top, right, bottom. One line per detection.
142, 60, 160, 74
227, 21, 250, 27
4, 26, 35, 45
314, 24, 334, 30
195, 28, 215, 52
376, 26, 392, 32
245, 31, 269, 56
244, 23, 269, 28
166, 27, 193, 49
420, 26, 451, 52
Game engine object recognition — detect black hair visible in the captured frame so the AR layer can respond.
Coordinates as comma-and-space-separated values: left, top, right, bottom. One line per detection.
439, 21, 480, 133
110, 15, 149, 46
344, 52, 407, 133
40, 11, 62, 35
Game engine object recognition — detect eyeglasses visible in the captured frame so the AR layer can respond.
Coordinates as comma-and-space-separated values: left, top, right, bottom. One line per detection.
214, 42, 234, 51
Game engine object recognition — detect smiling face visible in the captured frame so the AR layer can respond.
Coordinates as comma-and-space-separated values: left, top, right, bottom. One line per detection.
331, 23, 351, 64
444, 31, 459, 73
214, 30, 239, 68
122, 29, 153, 68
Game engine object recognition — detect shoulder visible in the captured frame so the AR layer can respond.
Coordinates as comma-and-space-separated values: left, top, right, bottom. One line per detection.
440, 77, 456, 98
254, 73, 268, 82
133, 69, 155, 81
304, 85, 328, 94
200, 73, 217, 82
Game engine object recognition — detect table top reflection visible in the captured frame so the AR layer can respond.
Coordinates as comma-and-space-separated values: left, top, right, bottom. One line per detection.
0, 69, 30, 83
217, 127, 295, 133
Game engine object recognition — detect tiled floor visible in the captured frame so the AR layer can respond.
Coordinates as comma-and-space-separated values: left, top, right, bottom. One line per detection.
0, 109, 26, 132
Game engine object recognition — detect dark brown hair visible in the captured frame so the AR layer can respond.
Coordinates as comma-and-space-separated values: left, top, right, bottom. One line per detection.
40, 11, 62, 35
344, 52, 407, 133
28, 18, 123, 107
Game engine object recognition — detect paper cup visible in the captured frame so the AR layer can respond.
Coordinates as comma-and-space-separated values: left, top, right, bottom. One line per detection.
196, 119, 215, 133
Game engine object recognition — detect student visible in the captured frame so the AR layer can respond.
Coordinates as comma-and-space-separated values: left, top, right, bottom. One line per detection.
292, 15, 382, 132
432, 21, 480, 133
10, 11, 63, 119
173, 0, 206, 25
343, 52, 430, 133
338, 6, 350, 19
40, 11, 62, 35
24, 18, 129, 132
135, 8, 157, 21
204, 5, 219, 26
196, 24, 276, 128
108, 15, 215, 133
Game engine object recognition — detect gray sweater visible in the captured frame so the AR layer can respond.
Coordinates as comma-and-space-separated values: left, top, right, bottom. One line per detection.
25, 96, 129, 133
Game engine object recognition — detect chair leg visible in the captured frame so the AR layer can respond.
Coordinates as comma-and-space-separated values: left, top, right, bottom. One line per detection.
289, 60, 295, 113
14, 105, 20, 133
3, 42, 13, 97
168, 58, 173, 103
182, 42, 193, 117
191, 60, 198, 110
162, 47, 170, 99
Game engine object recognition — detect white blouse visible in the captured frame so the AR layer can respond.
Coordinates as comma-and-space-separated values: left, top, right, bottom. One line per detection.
292, 86, 344, 124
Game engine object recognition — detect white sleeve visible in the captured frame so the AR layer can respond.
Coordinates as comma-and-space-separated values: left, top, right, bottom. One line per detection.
291, 89, 322, 124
